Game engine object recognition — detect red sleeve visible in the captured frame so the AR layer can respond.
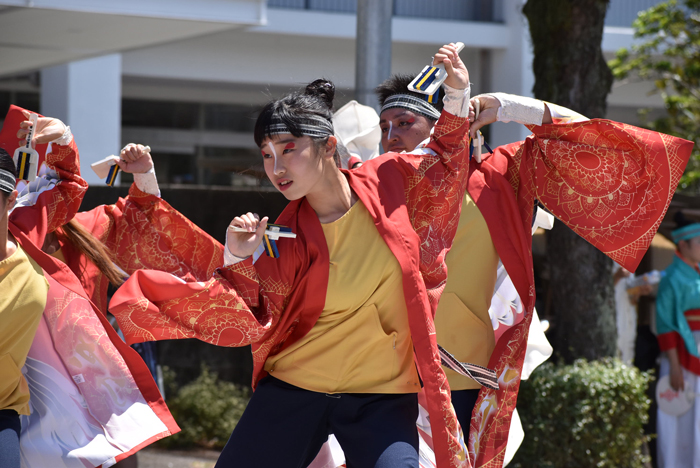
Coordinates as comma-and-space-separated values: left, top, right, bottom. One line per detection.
399, 110, 471, 292
78, 183, 224, 282
10, 139, 88, 245
525, 119, 693, 271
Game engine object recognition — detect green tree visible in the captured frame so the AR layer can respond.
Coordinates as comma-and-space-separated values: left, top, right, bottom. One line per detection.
523, 0, 617, 362
610, 0, 700, 191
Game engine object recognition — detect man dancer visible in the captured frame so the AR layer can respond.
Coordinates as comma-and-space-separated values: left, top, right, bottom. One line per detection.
375, 75, 693, 465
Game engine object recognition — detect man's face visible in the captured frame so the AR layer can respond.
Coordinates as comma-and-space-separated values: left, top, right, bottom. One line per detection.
379, 108, 434, 153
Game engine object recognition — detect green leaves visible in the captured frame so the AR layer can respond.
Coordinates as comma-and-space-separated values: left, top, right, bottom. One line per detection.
159, 365, 251, 449
610, 0, 700, 192
510, 359, 652, 468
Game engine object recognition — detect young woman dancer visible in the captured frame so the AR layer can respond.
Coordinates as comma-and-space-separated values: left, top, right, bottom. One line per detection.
111, 43, 473, 468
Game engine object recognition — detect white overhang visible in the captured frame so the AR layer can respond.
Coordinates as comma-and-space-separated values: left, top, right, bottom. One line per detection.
0, 0, 266, 77
250, 8, 511, 49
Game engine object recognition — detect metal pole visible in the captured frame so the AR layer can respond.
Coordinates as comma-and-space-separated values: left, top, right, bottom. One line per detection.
355, 0, 393, 112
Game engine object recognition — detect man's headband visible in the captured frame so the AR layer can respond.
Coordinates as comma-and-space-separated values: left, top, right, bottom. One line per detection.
380, 94, 441, 120
0, 168, 16, 194
672, 223, 700, 243
266, 115, 334, 139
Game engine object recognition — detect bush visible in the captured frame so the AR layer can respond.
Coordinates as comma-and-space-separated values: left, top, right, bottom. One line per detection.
510, 358, 652, 468
159, 365, 251, 449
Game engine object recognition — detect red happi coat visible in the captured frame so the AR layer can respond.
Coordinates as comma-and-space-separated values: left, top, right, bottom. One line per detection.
1, 106, 180, 467
64, 183, 224, 313
111, 110, 473, 467
467, 119, 694, 467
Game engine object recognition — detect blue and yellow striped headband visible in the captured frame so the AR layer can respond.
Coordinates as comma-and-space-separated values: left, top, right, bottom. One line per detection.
672, 223, 700, 243
0, 168, 16, 194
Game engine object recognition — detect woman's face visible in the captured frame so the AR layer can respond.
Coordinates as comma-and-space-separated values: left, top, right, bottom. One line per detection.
0, 189, 17, 226
680, 236, 700, 265
261, 134, 326, 201
379, 108, 434, 153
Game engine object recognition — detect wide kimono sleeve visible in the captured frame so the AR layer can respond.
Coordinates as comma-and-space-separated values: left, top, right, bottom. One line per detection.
468, 112, 693, 468
522, 119, 693, 271
108, 198, 312, 350
10, 138, 87, 245
71, 183, 224, 312
397, 108, 471, 298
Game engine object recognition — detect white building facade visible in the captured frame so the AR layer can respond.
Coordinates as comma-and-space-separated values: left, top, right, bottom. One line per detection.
0, 0, 665, 186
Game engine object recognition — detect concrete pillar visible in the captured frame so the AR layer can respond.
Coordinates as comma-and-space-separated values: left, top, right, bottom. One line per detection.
41, 54, 122, 185
355, 0, 393, 112
489, 0, 534, 147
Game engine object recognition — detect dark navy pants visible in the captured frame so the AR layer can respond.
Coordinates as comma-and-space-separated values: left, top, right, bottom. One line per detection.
451, 389, 480, 443
215, 377, 419, 468
0, 410, 20, 468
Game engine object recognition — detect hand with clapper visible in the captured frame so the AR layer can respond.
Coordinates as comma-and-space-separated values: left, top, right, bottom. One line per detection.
226, 213, 296, 259
13, 111, 70, 182
91, 144, 153, 186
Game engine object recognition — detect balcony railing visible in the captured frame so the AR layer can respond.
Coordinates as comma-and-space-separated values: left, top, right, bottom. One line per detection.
267, 0, 502, 22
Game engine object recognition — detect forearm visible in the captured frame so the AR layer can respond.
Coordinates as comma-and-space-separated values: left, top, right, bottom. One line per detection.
489, 93, 588, 126
132, 168, 160, 197
665, 347, 682, 368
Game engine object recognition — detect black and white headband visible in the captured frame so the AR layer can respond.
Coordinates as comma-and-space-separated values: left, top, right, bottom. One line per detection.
266, 115, 334, 139
381, 94, 441, 120
0, 169, 16, 194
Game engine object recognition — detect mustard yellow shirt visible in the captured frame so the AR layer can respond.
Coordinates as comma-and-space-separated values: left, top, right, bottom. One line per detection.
435, 192, 499, 390
265, 201, 420, 394
0, 244, 49, 415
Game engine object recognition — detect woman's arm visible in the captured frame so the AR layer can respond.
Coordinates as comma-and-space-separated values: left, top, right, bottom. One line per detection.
75, 144, 224, 281
10, 115, 88, 240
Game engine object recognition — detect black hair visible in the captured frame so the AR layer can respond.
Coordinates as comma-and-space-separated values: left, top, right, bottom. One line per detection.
0, 148, 16, 196
375, 74, 445, 116
255, 79, 334, 146
674, 210, 697, 229
254, 79, 339, 166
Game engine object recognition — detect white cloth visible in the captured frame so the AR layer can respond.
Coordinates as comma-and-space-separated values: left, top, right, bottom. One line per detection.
490, 93, 546, 126
51, 125, 73, 146
657, 330, 700, 468
133, 169, 160, 198
612, 263, 637, 365
442, 83, 471, 118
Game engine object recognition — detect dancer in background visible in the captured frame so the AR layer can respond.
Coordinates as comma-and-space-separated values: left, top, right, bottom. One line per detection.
36, 142, 223, 467
0, 107, 180, 468
656, 211, 700, 468
374, 73, 693, 466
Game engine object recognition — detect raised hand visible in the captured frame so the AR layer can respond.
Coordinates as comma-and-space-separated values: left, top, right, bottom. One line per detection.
433, 43, 469, 90
117, 143, 154, 174
17, 110, 67, 147
226, 212, 269, 259
469, 94, 500, 139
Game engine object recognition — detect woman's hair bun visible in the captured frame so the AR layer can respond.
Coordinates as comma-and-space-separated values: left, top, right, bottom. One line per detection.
305, 79, 335, 110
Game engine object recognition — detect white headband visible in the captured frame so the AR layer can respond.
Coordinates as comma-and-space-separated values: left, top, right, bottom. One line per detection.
0, 168, 16, 193
266, 115, 334, 139
380, 94, 441, 120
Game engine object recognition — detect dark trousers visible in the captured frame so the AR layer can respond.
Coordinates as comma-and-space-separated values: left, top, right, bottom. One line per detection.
451, 389, 480, 443
0, 410, 20, 468
215, 377, 419, 468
